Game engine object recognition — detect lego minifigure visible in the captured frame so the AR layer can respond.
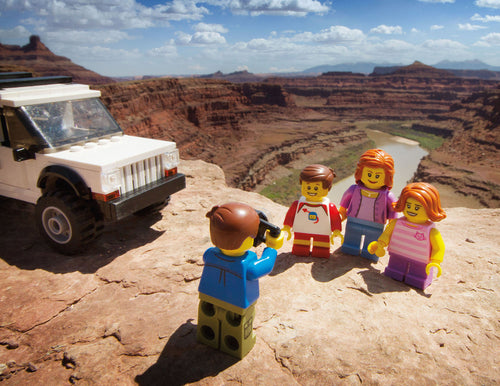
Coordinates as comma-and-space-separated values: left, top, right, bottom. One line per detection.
197, 202, 284, 359
339, 149, 396, 261
368, 182, 446, 290
283, 164, 342, 258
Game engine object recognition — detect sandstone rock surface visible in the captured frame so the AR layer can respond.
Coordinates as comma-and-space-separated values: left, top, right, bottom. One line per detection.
0, 160, 499, 384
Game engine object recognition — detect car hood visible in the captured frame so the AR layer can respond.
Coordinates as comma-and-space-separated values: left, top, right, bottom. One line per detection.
43, 135, 176, 171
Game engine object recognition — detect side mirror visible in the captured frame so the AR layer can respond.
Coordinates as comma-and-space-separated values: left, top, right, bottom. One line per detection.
13, 147, 36, 162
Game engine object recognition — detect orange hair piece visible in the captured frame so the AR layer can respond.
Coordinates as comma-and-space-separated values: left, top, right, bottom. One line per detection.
354, 149, 395, 189
394, 182, 446, 222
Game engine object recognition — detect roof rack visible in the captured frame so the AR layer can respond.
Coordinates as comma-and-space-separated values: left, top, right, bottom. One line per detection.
0, 75, 72, 89
0, 72, 33, 80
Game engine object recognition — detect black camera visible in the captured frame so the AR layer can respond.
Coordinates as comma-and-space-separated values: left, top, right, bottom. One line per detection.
253, 210, 281, 247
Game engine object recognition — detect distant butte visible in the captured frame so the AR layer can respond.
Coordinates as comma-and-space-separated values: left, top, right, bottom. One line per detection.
0, 35, 114, 85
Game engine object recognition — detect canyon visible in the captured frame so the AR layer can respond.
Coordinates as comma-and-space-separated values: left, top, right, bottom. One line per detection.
0, 36, 499, 385
1, 37, 499, 207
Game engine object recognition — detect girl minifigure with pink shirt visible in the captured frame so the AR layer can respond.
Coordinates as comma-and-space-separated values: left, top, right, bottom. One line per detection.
368, 182, 446, 290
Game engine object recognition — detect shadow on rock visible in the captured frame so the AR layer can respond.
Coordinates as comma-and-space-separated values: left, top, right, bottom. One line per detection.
310, 250, 375, 282
272, 249, 378, 283
0, 197, 165, 274
269, 252, 315, 276
359, 269, 432, 298
136, 319, 237, 386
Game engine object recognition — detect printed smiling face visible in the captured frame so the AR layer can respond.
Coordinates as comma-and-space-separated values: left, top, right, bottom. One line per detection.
301, 181, 328, 202
361, 167, 386, 190
403, 197, 430, 224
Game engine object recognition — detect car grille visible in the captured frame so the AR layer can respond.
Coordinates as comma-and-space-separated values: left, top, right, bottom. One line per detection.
120, 155, 164, 194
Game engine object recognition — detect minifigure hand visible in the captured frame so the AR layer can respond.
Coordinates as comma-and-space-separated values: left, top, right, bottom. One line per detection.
367, 241, 386, 258
331, 230, 344, 245
426, 262, 442, 277
265, 230, 285, 250
282, 225, 292, 241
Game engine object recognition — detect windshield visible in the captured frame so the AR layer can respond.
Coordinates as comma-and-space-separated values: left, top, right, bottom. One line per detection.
22, 98, 122, 149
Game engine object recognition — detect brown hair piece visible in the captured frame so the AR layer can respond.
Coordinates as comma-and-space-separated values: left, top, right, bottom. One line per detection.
394, 182, 446, 222
299, 164, 336, 190
354, 149, 395, 189
206, 202, 260, 250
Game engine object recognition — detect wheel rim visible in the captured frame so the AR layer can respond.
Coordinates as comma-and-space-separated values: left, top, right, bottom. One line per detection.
41, 206, 72, 244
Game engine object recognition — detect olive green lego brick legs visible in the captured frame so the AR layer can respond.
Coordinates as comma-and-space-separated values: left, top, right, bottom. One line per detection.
197, 295, 256, 359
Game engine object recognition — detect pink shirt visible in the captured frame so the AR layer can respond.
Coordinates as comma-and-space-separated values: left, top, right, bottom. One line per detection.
388, 217, 435, 263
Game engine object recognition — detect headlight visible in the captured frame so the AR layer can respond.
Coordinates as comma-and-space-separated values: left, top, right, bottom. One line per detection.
162, 149, 180, 170
101, 168, 121, 193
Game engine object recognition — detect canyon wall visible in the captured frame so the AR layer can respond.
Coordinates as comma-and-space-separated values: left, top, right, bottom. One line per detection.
1, 37, 499, 206
412, 86, 500, 207
265, 62, 499, 121
97, 78, 367, 190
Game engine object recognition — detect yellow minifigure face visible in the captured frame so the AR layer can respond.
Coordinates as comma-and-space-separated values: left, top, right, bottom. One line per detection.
361, 167, 386, 190
403, 198, 430, 224
301, 181, 328, 202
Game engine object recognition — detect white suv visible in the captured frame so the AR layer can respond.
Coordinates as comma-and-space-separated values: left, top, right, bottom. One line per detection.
0, 73, 185, 254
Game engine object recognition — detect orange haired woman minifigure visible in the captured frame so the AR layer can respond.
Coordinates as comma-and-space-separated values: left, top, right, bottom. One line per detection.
339, 149, 397, 261
368, 182, 446, 290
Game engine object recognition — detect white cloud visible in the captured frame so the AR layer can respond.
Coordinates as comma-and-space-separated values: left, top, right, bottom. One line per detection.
422, 38, 467, 50
370, 25, 403, 35
0, 0, 208, 31
204, 0, 330, 16
430, 25, 444, 30
194, 23, 228, 33
62, 44, 142, 62
293, 26, 365, 43
45, 29, 132, 45
175, 31, 226, 45
475, 32, 500, 46
368, 39, 415, 55
458, 23, 487, 30
474, 0, 500, 8
149, 42, 178, 57
0, 25, 31, 42
471, 13, 500, 22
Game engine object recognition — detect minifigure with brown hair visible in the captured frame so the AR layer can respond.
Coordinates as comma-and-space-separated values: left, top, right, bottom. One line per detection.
283, 164, 342, 258
197, 202, 284, 359
368, 182, 446, 289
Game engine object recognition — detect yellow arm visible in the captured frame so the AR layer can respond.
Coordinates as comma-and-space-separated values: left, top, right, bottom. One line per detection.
367, 219, 397, 258
282, 225, 292, 241
426, 228, 445, 277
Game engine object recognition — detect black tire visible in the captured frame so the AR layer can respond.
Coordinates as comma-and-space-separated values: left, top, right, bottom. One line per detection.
35, 191, 103, 255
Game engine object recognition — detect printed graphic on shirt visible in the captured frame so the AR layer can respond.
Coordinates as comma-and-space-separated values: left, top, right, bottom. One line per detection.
302, 207, 319, 224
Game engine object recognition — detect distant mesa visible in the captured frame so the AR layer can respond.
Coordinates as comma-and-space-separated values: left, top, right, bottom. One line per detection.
197, 70, 266, 83
372, 61, 454, 77
0, 35, 115, 85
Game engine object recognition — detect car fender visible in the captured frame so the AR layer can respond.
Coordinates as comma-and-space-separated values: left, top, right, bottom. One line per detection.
37, 165, 90, 199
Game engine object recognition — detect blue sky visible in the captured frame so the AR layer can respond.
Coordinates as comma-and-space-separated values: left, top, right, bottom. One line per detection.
1, 0, 499, 77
